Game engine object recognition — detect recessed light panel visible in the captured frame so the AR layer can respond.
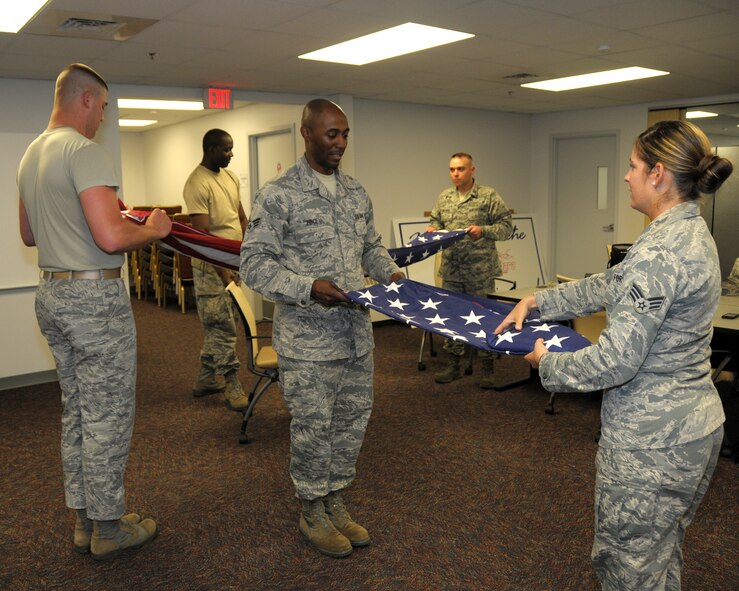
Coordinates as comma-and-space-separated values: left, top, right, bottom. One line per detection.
119, 119, 158, 127
685, 111, 718, 119
117, 99, 203, 111
521, 67, 669, 92
0, 1, 51, 33
299, 23, 474, 66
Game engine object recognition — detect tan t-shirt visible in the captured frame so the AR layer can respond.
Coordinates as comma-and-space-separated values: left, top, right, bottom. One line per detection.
17, 126, 123, 272
182, 164, 242, 240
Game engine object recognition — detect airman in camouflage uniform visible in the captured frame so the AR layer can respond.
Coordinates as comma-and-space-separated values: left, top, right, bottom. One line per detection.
183, 129, 249, 411
497, 121, 733, 590
240, 99, 403, 558
427, 153, 512, 387
17, 64, 168, 559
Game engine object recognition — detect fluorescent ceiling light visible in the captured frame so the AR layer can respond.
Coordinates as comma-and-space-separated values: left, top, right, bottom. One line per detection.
119, 119, 158, 127
521, 66, 669, 92
117, 98, 203, 111
0, 0, 50, 33
299, 22, 474, 66
685, 110, 718, 119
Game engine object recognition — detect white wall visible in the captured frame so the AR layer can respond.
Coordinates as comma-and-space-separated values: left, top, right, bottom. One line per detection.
353, 99, 531, 244
0, 77, 123, 384
130, 102, 305, 218
529, 104, 648, 278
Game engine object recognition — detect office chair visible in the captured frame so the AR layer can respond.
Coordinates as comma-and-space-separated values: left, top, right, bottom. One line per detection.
545, 273, 607, 416
225, 281, 279, 444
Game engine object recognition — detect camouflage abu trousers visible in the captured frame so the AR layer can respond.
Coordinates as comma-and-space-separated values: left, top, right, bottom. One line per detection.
278, 347, 374, 500
441, 278, 495, 359
592, 426, 723, 591
35, 277, 137, 521
192, 260, 239, 374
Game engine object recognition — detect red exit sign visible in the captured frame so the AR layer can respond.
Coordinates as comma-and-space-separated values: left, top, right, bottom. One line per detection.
204, 87, 232, 110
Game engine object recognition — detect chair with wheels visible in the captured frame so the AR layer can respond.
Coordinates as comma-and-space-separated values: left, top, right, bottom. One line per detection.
225, 281, 279, 444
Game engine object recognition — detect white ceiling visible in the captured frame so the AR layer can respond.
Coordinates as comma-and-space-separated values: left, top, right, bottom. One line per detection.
1, 0, 738, 124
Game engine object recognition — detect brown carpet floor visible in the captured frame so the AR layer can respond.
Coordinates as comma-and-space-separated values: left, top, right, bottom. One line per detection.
0, 296, 737, 591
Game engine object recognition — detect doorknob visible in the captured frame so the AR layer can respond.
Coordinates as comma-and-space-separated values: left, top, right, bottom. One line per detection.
602, 224, 614, 232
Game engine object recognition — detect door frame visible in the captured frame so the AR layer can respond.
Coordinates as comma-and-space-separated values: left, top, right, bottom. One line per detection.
248, 124, 296, 207
548, 130, 620, 280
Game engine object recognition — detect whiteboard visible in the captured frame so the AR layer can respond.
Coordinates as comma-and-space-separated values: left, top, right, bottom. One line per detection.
1, 133, 40, 289
392, 214, 546, 289
497, 215, 547, 288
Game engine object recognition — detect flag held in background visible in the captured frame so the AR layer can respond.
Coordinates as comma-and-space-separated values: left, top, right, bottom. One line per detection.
345, 279, 592, 355
125, 209, 467, 272
389, 229, 468, 267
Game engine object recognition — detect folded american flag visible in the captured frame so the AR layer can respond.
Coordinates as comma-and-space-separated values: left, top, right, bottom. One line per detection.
389, 229, 468, 267
125, 209, 467, 272
345, 279, 592, 355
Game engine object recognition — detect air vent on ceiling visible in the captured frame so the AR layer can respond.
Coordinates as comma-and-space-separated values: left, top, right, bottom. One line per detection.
503, 73, 539, 80
58, 18, 123, 35
22, 9, 157, 41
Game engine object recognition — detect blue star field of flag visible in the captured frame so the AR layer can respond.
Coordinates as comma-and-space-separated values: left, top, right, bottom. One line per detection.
345, 279, 592, 355
387, 229, 468, 268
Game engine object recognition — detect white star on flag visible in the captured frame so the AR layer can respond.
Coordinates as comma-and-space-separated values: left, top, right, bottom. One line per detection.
544, 334, 570, 349
495, 331, 520, 345
385, 282, 402, 293
427, 314, 448, 325
357, 290, 376, 303
420, 298, 442, 310
460, 310, 485, 325
471, 329, 487, 338
531, 323, 555, 333
388, 298, 409, 310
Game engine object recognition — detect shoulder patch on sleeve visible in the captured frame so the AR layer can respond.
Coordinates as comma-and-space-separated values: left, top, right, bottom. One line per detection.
247, 218, 261, 231
629, 284, 665, 314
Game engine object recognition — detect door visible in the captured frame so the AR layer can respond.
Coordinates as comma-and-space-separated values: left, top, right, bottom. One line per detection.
248, 127, 296, 319
250, 127, 295, 202
553, 135, 617, 278
701, 146, 739, 279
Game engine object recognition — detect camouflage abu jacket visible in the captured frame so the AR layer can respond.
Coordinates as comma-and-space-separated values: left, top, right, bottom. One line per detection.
428, 182, 512, 284
536, 200, 724, 449
240, 156, 400, 361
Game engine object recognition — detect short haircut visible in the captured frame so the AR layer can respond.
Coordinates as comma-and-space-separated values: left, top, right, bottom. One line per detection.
450, 152, 473, 162
202, 129, 231, 152
64, 63, 108, 91
301, 98, 343, 129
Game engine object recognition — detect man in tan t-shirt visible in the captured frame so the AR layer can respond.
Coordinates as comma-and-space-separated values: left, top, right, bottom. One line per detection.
183, 129, 248, 411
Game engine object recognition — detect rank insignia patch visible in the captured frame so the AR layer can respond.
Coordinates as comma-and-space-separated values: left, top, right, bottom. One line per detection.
629, 284, 665, 314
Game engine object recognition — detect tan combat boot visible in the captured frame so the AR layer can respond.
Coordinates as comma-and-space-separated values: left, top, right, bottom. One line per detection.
192, 366, 225, 398
480, 358, 495, 390
91, 516, 157, 561
434, 353, 461, 384
323, 491, 370, 547
223, 371, 249, 411
74, 512, 141, 554
299, 498, 352, 558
